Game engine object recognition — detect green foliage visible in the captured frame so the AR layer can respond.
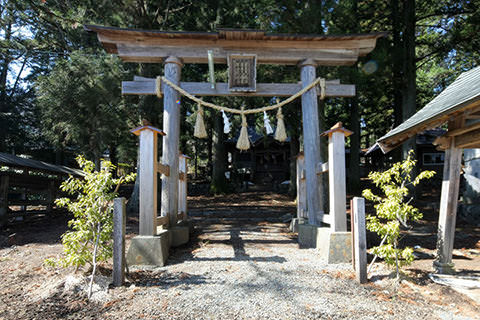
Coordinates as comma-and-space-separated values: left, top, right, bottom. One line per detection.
362, 151, 435, 274
45, 155, 135, 269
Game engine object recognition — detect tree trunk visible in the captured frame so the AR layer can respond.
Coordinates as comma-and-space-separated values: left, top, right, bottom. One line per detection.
288, 130, 300, 197
401, 0, 417, 160
210, 110, 227, 194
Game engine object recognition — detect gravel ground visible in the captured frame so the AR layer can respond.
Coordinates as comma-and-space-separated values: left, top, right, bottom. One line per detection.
98, 221, 476, 320
1, 192, 479, 319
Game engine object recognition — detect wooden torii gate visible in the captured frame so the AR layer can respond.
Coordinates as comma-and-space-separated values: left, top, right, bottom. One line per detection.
86, 25, 384, 265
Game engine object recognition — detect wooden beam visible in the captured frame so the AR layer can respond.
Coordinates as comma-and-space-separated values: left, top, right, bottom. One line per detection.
122, 78, 355, 97
455, 128, 480, 148
115, 45, 361, 65
447, 121, 480, 137
157, 163, 170, 176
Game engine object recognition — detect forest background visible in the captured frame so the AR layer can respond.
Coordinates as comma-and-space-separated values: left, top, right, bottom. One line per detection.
1, 0, 479, 197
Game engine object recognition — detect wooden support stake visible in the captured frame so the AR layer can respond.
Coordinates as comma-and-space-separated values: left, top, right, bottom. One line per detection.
352, 197, 367, 284
300, 59, 323, 225
350, 199, 355, 271
113, 197, 126, 287
296, 153, 307, 219
178, 154, 188, 220
161, 56, 183, 227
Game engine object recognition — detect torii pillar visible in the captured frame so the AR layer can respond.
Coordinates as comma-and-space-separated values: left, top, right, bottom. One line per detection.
299, 59, 324, 226
161, 56, 190, 247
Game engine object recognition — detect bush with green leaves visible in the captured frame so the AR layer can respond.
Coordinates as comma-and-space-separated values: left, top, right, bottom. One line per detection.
46, 156, 135, 297
362, 151, 435, 277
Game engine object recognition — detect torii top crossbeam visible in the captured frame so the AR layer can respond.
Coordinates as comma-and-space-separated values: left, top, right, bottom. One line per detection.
85, 25, 385, 65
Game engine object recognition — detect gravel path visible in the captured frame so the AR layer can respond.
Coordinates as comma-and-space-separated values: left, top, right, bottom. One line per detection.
1, 192, 478, 319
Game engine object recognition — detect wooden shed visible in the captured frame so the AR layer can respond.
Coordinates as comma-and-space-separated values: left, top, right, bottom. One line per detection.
0, 152, 83, 226
377, 66, 480, 273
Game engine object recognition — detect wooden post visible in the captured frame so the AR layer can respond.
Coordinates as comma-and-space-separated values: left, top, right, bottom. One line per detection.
322, 122, 352, 232
161, 56, 183, 227
113, 197, 126, 286
299, 59, 323, 225
178, 154, 189, 219
352, 197, 367, 284
435, 125, 463, 273
296, 153, 307, 219
132, 125, 165, 236
0, 175, 9, 226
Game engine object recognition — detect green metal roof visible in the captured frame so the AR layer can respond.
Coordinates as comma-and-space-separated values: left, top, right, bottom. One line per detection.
377, 66, 480, 152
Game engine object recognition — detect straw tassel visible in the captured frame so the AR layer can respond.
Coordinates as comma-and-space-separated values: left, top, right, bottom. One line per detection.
155, 76, 162, 98
236, 108, 250, 150
263, 111, 273, 135
274, 107, 287, 142
194, 104, 207, 138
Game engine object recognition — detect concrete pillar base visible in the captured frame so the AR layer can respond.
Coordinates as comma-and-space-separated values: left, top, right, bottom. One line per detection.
126, 231, 170, 266
433, 260, 456, 274
298, 224, 352, 264
170, 225, 189, 247
290, 217, 307, 233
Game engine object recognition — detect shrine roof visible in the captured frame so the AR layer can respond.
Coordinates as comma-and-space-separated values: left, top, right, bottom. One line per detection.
377, 66, 480, 153
85, 25, 386, 65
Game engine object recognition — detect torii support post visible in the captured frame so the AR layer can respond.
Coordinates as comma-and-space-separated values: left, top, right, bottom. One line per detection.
299, 59, 324, 226
161, 56, 183, 228
434, 119, 464, 274
323, 122, 352, 232
290, 152, 307, 233
128, 125, 170, 267
131, 125, 165, 236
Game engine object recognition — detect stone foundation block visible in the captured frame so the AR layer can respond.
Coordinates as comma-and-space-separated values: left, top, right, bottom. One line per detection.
126, 231, 170, 266
298, 224, 352, 264
170, 225, 189, 247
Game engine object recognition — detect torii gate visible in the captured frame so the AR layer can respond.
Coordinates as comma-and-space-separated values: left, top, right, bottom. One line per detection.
86, 25, 384, 265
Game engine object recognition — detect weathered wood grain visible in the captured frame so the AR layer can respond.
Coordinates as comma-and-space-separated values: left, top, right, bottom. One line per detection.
138, 128, 158, 235
161, 57, 182, 227
353, 197, 367, 284
296, 154, 307, 219
122, 79, 355, 97
113, 197, 126, 287
300, 59, 324, 225
328, 130, 347, 232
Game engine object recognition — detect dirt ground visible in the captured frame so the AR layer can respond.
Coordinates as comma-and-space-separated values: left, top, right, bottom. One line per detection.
0, 191, 479, 319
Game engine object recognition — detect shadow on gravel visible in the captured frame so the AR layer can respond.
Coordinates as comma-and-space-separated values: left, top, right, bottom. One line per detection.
129, 270, 208, 288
